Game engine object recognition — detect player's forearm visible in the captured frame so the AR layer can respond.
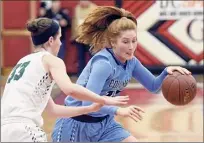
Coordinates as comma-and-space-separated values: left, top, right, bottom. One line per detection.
70, 84, 105, 104
51, 104, 94, 118
152, 68, 168, 92
97, 106, 119, 115
82, 101, 118, 116
133, 61, 168, 93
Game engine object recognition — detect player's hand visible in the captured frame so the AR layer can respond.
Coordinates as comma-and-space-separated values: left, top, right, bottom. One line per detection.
116, 105, 145, 122
167, 66, 191, 75
89, 103, 103, 112
102, 95, 129, 106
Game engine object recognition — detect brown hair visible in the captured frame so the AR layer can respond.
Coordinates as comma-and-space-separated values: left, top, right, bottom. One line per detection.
76, 6, 137, 54
26, 17, 58, 38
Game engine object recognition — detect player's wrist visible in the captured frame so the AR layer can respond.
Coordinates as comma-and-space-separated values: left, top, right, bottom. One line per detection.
93, 95, 105, 105
163, 67, 169, 75
85, 105, 95, 113
88, 104, 102, 112
100, 96, 106, 105
115, 107, 122, 116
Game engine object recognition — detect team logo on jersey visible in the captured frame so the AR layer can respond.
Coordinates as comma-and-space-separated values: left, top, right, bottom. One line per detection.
109, 79, 130, 89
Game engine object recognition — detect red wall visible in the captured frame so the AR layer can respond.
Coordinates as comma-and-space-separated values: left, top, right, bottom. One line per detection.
2, 1, 31, 67
3, 1, 30, 29
3, 36, 30, 66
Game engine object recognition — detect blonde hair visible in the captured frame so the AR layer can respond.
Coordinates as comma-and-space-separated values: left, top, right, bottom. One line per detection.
76, 6, 137, 54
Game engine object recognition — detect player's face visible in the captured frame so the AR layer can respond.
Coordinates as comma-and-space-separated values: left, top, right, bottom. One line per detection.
51, 28, 62, 56
113, 30, 137, 63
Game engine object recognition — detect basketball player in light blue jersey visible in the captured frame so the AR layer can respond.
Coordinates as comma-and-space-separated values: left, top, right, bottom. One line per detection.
52, 6, 191, 142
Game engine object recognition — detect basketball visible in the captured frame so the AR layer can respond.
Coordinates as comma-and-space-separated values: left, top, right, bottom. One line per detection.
162, 71, 197, 106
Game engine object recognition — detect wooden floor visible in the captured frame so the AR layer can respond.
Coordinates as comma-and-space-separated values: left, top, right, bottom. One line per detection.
43, 89, 203, 142
1, 75, 204, 142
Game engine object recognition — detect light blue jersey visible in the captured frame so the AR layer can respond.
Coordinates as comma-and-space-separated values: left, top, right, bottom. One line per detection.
52, 48, 168, 142
76, 48, 132, 96
65, 48, 168, 117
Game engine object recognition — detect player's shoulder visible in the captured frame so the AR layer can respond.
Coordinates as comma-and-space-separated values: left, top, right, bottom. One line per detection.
43, 54, 64, 66
126, 56, 142, 70
91, 49, 113, 64
16, 53, 37, 64
94, 48, 114, 60
129, 56, 140, 64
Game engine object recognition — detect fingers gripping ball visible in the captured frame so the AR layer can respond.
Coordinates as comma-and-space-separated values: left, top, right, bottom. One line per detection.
162, 71, 197, 105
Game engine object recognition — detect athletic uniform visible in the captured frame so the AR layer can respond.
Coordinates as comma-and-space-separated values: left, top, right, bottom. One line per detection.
1, 51, 55, 142
52, 48, 168, 142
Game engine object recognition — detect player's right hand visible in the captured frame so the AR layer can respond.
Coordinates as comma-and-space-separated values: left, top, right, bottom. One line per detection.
116, 105, 145, 122
102, 95, 129, 106
166, 66, 191, 75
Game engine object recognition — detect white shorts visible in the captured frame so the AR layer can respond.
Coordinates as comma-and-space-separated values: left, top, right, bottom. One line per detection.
1, 120, 47, 142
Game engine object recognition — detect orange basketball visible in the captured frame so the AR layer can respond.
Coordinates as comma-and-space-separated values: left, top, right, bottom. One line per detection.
162, 71, 197, 105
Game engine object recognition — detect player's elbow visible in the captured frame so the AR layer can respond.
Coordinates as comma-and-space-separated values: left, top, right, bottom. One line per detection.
45, 103, 58, 117
63, 83, 79, 96
48, 107, 62, 118
64, 86, 75, 96
47, 108, 57, 117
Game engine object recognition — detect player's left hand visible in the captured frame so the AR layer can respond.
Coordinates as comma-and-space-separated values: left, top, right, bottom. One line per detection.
166, 66, 191, 75
102, 95, 129, 106
116, 105, 145, 122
